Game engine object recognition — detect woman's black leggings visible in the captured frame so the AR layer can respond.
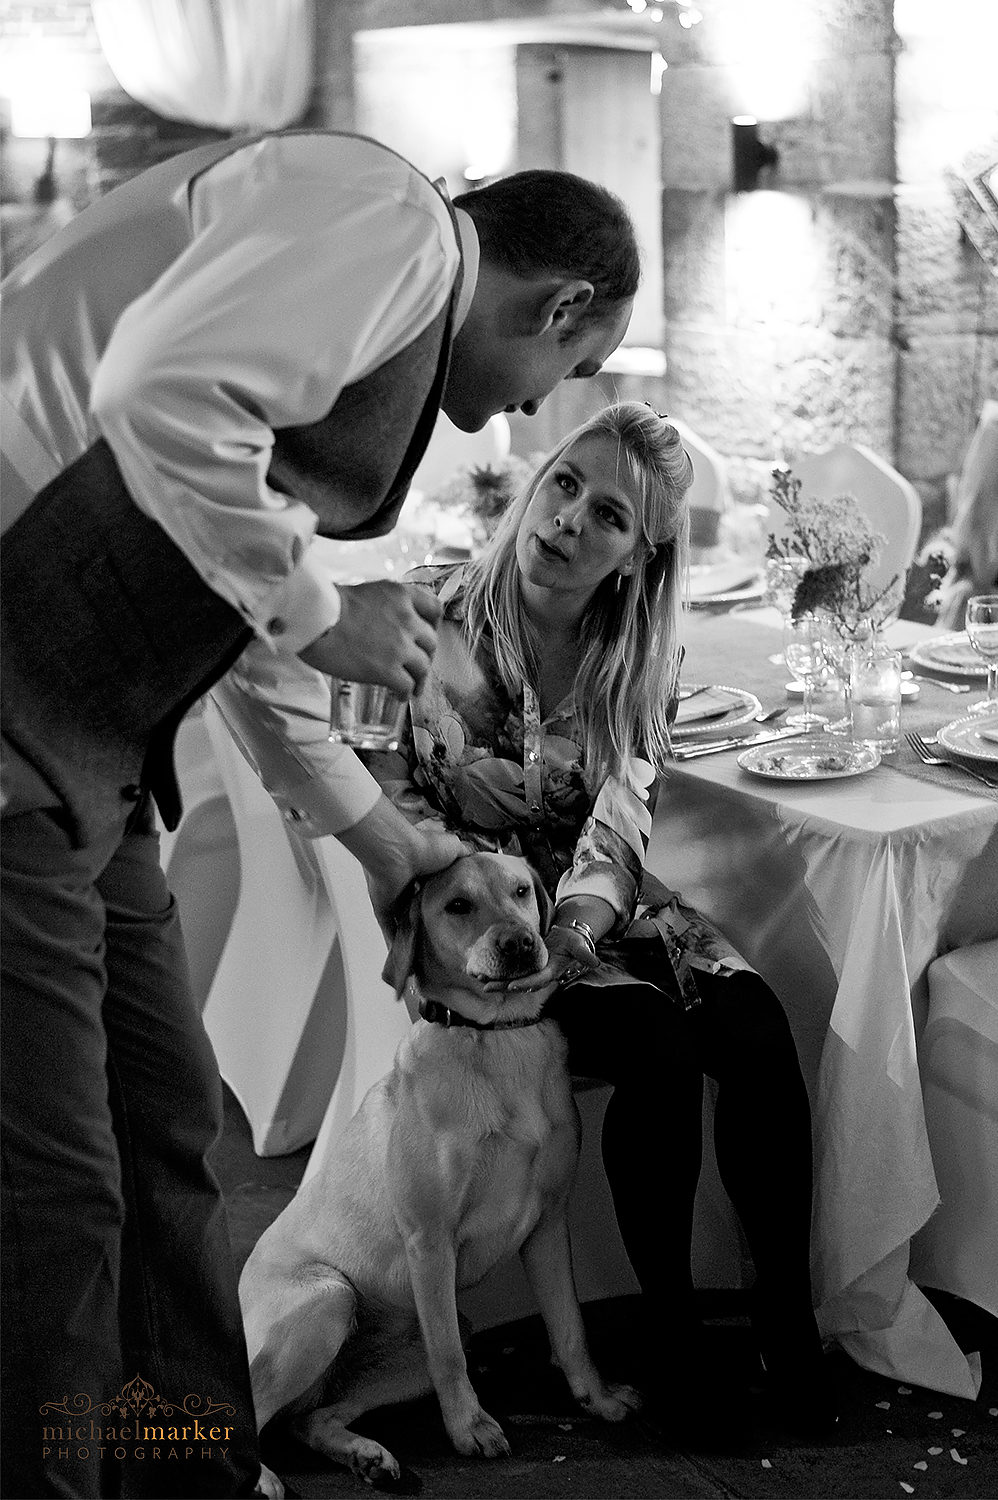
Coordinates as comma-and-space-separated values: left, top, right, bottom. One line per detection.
548, 968, 818, 1354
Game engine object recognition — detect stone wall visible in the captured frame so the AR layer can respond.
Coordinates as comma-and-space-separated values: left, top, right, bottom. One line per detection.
3, 0, 993, 541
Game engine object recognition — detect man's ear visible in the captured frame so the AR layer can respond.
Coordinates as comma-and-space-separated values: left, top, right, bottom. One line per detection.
534, 279, 595, 336
381, 880, 423, 997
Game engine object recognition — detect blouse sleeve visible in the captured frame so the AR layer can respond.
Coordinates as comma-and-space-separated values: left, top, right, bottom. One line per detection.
554, 757, 657, 933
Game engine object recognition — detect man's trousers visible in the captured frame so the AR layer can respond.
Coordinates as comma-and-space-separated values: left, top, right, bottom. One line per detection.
1, 797, 260, 1498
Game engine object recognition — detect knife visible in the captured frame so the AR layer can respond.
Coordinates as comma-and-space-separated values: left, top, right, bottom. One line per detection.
673, 726, 807, 760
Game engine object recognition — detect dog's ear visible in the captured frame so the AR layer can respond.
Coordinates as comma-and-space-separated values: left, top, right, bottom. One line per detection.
530, 869, 555, 935
381, 879, 423, 997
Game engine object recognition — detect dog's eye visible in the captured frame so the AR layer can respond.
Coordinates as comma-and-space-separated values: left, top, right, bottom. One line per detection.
514, 884, 531, 899
444, 897, 474, 915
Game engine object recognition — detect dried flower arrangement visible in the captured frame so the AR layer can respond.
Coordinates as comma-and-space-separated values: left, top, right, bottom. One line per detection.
766, 466, 906, 632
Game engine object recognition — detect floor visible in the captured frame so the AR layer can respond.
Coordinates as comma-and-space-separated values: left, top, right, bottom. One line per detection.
212, 1086, 998, 1500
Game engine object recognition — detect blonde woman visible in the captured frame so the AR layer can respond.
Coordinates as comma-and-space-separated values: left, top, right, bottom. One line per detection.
365, 402, 834, 1446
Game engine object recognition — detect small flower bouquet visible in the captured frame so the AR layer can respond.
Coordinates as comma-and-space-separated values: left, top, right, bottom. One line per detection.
402, 457, 535, 557
766, 466, 905, 635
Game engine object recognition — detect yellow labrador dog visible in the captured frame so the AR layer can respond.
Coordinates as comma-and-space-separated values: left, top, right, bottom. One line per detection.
241, 851, 637, 1492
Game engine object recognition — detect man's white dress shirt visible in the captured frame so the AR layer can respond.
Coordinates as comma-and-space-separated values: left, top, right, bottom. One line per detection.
1, 132, 479, 833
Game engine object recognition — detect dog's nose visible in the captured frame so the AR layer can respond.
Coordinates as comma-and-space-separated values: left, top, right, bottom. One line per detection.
498, 930, 539, 961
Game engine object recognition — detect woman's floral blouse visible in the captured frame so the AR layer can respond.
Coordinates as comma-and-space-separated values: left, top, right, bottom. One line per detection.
362, 564, 753, 1008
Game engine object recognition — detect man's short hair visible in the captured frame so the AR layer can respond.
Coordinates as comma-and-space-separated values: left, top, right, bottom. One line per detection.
452, 169, 640, 320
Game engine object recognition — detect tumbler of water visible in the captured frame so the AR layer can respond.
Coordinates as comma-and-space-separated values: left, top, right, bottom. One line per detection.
320, 533, 414, 751
850, 638, 902, 751
328, 680, 408, 751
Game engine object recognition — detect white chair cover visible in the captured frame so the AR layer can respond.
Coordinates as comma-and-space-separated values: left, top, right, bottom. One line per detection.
669, 417, 731, 555
200, 700, 344, 1156
790, 443, 923, 593
407, 411, 511, 499
909, 939, 998, 1318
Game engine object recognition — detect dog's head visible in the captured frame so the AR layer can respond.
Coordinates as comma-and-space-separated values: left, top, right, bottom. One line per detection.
382, 852, 553, 1023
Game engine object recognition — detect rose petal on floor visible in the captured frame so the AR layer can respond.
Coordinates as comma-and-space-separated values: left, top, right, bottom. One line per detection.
950, 1449, 968, 1465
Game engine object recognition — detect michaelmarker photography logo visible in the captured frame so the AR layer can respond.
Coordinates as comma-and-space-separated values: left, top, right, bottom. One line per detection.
40, 1373, 237, 1466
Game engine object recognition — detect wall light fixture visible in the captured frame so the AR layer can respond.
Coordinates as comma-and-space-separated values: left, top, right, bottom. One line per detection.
10, 89, 92, 203
731, 116, 779, 193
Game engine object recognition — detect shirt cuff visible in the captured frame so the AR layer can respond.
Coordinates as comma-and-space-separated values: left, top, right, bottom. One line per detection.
260, 551, 342, 652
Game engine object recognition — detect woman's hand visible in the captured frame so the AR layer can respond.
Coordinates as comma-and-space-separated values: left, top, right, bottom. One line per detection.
483, 921, 601, 995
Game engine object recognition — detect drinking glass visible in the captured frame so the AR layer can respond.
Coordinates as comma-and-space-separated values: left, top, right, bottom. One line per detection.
820, 615, 874, 734
782, 614, 828, 729
323, 533, 413, 751
965, 594, 998, 714
328, 680, 408, 750
850, 637, 902, 751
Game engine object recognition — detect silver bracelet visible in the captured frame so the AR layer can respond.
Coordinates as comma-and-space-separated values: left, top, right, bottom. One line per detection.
565, 918, 598, 955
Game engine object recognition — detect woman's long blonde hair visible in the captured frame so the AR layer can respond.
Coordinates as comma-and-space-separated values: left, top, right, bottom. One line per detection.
462, 402, 693, 790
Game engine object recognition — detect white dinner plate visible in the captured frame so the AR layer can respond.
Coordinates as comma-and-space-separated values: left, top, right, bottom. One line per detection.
672, 685, 763, 737
937, 711, 998, 763
908, 632, 987, 678
737, 741, 881, 780
686, 562, 765, 608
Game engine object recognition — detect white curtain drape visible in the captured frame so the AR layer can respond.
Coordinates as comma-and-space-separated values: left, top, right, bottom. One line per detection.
90, 0, 315, 131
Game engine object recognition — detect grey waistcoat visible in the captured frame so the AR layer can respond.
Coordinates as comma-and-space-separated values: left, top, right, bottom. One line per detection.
1, 199, 461, 846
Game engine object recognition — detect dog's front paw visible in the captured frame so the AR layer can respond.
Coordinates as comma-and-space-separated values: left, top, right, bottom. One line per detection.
576, 1381, 643, 1423
447, 1407, 511, 1459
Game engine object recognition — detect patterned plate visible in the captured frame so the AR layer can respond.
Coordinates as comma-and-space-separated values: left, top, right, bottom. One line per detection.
908, 632, 987, 678
937, 711, 998, 763
672, 685, 763, 738
737, 741, 880, 780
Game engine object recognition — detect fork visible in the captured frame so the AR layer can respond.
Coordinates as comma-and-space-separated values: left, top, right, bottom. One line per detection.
905, 731, 998, 788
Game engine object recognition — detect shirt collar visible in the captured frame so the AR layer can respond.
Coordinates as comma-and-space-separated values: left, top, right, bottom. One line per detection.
452, 208, 479, 333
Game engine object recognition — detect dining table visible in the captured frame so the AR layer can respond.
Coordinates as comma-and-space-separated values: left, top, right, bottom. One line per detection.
648, 604, 998, 1400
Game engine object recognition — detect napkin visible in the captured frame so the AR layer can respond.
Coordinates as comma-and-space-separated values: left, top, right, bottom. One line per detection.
674, 687, 738, 726
926, 638, 982, 669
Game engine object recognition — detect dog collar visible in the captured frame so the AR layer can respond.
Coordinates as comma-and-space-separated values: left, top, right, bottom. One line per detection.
418, 999, 546, 1030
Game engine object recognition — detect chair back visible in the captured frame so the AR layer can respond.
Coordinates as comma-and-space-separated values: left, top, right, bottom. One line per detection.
408, 410, 511, 498
670, 417, 731, 554
791, 444, 922, 593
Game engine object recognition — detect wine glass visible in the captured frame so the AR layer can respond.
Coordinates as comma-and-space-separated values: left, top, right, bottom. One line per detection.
820, 614, 874, 734
965, 594, 998, 714
782, 614, 828, 730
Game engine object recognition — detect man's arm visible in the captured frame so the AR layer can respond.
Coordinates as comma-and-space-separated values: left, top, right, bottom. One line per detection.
210, 648, 461, 913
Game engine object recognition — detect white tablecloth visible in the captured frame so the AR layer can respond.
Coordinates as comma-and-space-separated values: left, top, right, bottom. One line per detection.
648, 614, 998, 1398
